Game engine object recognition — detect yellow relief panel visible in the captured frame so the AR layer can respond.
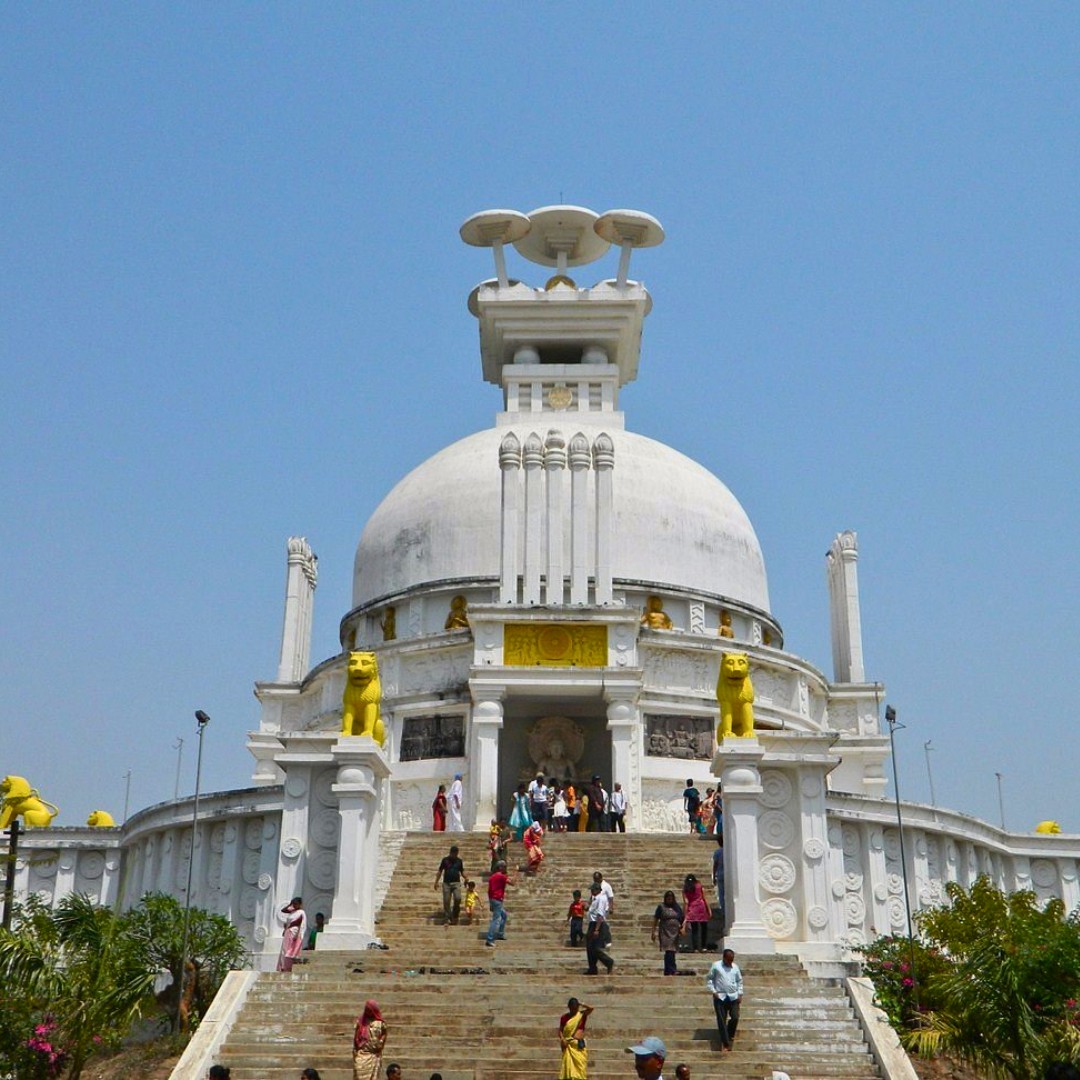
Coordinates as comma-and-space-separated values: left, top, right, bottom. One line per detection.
504, 624, 608, 667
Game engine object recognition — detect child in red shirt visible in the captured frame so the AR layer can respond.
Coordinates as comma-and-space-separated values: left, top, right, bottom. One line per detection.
567, 888, 586, 946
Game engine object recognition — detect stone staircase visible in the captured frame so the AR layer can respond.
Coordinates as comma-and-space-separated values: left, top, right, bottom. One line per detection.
214, 832, 882, 1079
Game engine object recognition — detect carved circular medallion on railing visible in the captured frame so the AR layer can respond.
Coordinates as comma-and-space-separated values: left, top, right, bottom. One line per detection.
760, 897, 798, 939
758, 770, 793, 809
807, 905, 829, 930
760, 810, 795, 851
759, 854, 796, 894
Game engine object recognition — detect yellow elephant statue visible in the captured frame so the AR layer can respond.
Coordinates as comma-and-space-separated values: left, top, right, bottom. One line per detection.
0, 776, 59, 829
1035, 820, 1062, 835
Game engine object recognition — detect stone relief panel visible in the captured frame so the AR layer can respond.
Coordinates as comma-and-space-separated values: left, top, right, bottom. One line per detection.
399, 715, 466, 761
392, 781, 428, 831
644, 715, 713, 760
400, 651, 468, 695
642, 648, 713, 694
640, 779, 692, 833
828, 702, 858, 733
753, 669, 796, 713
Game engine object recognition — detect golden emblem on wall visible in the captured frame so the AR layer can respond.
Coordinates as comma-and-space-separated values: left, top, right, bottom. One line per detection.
547, 385, 573, 410
504, 624, 607, 667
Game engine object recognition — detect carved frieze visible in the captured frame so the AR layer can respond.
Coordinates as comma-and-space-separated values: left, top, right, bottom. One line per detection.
642, 649, 712, 693
504, 624, 607, 667
644, 715, 713, 760
399, 714, 466, 761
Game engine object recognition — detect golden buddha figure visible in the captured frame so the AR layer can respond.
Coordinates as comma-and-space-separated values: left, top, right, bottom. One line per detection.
641, 595, 673, 630
445, 594, 470, 630
380, 606, 396, 641
718, 610, 735, 638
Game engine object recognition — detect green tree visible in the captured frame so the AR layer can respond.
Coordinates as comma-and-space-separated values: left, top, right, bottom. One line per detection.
0, 893, 156, 1079
863, 877, 1080, 1080
120, 892, 248, 1029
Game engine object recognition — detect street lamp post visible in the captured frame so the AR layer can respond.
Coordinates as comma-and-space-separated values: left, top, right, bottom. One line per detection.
175, 710, 210, 1034
885, 705, 919, 1010
996, 771, 1006, 831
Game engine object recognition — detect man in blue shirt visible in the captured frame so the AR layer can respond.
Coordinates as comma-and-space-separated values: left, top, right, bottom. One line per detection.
705, 948, 743, 1051
682, 780, 700, 833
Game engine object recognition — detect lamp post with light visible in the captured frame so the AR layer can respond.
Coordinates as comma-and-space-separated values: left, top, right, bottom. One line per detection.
175, 709, 210, 1033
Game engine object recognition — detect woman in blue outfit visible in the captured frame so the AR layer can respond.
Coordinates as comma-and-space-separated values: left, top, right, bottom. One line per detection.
508, 782, 533, 840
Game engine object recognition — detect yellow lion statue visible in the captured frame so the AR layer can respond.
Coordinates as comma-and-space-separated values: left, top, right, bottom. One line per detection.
341, 651, 385, 746
0, 776, 59, 829
1035, 820, 1062, 835
87, 809, 116, 827
716, 652, 755, 740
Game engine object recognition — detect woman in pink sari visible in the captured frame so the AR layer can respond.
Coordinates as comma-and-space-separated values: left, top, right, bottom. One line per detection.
682, 873, 711, 953
523, 820, 545, 873
352, 999, 387, 1080
276, 896, 307, 972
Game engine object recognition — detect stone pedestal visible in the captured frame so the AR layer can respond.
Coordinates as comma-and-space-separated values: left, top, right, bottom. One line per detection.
713, 739, 775, 953
319, 737, 391, 949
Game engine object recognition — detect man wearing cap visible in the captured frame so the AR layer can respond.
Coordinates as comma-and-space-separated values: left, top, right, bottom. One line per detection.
626, 1035, 667, 1080
706, 947, 743, 1051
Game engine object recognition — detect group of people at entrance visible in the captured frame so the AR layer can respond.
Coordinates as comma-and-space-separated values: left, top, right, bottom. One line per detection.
509, 774, 628, 835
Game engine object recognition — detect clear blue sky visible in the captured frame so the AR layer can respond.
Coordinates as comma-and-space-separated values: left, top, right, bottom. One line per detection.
2, 6, 1077, 829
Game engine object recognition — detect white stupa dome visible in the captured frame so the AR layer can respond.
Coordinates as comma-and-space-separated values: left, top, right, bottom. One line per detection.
353, 425, 770, 613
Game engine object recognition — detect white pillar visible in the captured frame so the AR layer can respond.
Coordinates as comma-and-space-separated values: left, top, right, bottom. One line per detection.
522, 432, 544, 604
499, 433, 522, 603
606, 694, 637, 827
569, 432, 591, 604
272, 766, 312, 922
469, 696, 504, 830
593, 433, 614, 605
826, 531, 865, 682
321, 738, 391, 948
277, 537, 318, 683
713, 741, 775, 953
544, 430, 567, 605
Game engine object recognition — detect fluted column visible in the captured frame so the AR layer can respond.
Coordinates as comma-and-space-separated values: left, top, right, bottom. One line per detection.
499, 433, 522, 603
277, 537, 318, 683
569, 432, 591, 604
544, 430, 567, 604
593, 433, 614, 605
826, 531, 865, 682
522, 432, 544, 604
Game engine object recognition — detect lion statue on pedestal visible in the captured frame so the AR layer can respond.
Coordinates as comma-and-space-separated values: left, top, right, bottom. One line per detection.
341, 651, 385, 746
716, 652, 755, 740
0, 776, 59, 829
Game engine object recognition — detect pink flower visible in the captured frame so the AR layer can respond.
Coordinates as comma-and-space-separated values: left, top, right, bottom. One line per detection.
902, 978, 914, 988
882, 961, 894, 970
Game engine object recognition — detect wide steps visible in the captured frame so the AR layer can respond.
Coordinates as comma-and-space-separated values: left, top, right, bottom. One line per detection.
212, 833, 882, 1080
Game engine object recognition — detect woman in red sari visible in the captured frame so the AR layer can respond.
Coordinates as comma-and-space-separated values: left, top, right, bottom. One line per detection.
523, 820, 545, 873
352, 999, 387, 1080
432, 784, 448, 831
682, 873, 712, 953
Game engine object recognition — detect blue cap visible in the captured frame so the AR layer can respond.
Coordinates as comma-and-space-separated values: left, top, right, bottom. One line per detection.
627, 1036, 667, 1059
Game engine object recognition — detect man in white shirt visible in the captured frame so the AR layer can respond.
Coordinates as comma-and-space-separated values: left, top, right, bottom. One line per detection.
527, 773, 548, 826
705, 948, 743, 1050
609, 782, 628, 832
585, 883, 614, 975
